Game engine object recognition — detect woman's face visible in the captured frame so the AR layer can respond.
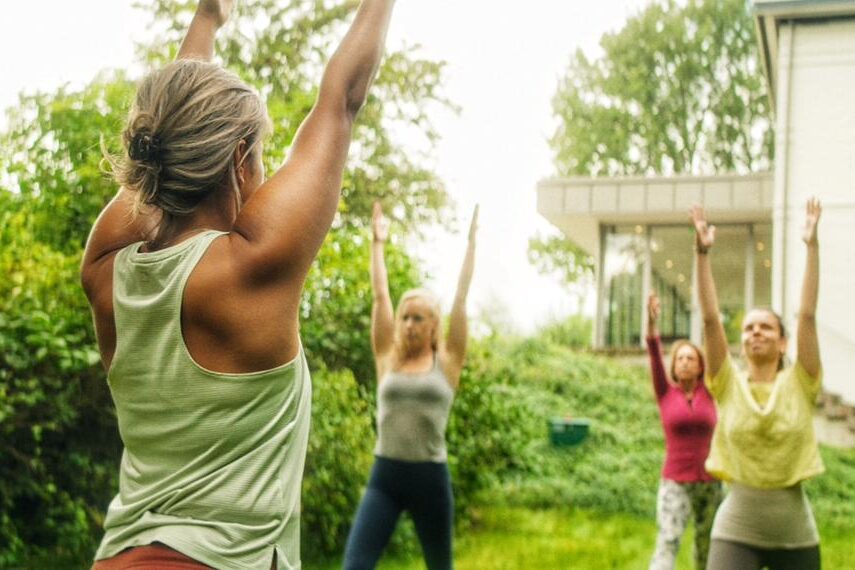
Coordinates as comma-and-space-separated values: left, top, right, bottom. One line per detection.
397, 297, 436, 353
673, 345, 702, 383
741, 309, 786, 364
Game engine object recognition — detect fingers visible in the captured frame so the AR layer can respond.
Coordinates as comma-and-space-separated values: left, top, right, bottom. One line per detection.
468, 204, 479, 239
372, 200, 382, 220
806, 196, 822, 219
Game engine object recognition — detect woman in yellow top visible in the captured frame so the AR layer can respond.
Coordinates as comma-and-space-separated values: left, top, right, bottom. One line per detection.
692, 198, 824, 570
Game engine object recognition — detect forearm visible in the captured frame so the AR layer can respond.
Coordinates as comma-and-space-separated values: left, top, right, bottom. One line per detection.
696, 251, 728, 373
454, 243, 476, 305
646, 336, 669, 397
647, 320, 658, 339
797, 243, 821, 375
799, 244, 819, 319
177, 10, 222, 61
319, 0, 396, 116
370, 240, 391, 301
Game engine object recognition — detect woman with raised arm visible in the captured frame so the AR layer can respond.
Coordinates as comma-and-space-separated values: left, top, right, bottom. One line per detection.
692, 200, 824, 570
81, 1, 396, 568
342, 202, 477, 570
645, 293, 721, 570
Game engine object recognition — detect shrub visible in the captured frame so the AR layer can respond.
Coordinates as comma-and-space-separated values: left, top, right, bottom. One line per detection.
301, 367, 375, 558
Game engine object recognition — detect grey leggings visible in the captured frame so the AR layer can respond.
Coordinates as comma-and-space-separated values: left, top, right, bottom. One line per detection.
707, 539, 820, 569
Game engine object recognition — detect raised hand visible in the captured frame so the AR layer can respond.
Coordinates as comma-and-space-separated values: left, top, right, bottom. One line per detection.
648, 292, 660, 326
198, 0, 235, 28
802, 197, 822, 246
372, 201, 389, 243
467, 204, 479, 245
690, 205, 716, 253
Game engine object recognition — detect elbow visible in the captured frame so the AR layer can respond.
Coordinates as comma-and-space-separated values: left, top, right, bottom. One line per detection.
345, 84, 369, 119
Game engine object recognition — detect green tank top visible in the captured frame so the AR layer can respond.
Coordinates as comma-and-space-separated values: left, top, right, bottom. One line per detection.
94, 230, 312, 570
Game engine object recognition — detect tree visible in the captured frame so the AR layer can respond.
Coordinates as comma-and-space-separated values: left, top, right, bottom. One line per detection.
551, 0, 772, 177
527, 232, 594, 311
531, 0, 773, 290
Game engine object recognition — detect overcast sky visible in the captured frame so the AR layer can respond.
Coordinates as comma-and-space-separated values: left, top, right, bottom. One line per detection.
0, 0, 653, 332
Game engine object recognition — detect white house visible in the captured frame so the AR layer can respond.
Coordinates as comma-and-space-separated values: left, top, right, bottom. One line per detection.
537, 0, 855, 406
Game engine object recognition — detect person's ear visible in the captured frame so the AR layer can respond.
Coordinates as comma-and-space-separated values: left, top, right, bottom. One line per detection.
233, 140, 248, 186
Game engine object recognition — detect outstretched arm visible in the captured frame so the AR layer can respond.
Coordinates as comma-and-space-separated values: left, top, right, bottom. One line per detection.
444, 206, 478, 389
370, 202, 395, 374
177, 0, 234, 61
232, 0, 396, 283
646, 292, 669, 398
797, 198, 822, 377
691, 206, 728, 377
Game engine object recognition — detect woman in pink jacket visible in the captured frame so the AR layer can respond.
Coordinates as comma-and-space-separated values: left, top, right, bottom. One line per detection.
646, 293, 721, 570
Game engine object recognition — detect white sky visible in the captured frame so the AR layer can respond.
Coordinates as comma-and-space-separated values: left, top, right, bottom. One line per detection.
0, 0, 653, 333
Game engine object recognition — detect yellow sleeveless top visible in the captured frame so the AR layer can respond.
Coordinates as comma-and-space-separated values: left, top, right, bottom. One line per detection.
705, 354, 824, 488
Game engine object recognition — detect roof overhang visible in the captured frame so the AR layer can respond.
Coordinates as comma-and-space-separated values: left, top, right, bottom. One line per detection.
536, 172, 773, 255
754, 0, 855, 111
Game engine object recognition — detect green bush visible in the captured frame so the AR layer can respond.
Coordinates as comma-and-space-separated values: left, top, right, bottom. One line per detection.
0, 213, 117, 566
302, 368, 375, 558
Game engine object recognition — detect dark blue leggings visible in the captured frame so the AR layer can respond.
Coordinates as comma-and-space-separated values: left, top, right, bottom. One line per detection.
343, 456, 453, 570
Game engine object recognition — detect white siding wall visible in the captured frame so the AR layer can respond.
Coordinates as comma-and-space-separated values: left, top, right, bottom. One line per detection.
776, 20, 855, 404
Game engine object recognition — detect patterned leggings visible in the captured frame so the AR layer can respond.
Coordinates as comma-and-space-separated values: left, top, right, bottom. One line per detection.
649, 479, 723, 570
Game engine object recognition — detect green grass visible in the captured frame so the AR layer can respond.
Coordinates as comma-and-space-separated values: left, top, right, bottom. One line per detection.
305, 505, 855, 569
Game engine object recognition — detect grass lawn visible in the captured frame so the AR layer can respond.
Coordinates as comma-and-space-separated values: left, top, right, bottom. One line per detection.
306, 506, 855, 569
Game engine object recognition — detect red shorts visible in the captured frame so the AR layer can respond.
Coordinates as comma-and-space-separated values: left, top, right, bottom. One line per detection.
92, 543, 277, 569
92, 544, 211, 569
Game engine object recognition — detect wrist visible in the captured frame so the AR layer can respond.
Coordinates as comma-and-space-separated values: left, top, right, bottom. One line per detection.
194, 9, 224, 30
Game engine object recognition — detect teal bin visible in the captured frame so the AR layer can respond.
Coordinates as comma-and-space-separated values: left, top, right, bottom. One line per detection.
548, 417, 591, 447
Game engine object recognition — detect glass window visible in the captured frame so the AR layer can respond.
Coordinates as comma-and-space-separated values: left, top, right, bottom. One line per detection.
650, 225, 693, 342
603, 225, 646, 347
752, 223, 773, 308
709, 225, 750, 344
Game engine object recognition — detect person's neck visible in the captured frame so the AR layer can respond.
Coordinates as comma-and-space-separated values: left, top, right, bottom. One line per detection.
156, 190, 236, 248
747, 358, 779, 383
678, 377, 697, 396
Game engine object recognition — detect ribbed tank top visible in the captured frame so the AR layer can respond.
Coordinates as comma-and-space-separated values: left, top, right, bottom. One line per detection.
94, 230, 312, 570
374, 355, 454, 463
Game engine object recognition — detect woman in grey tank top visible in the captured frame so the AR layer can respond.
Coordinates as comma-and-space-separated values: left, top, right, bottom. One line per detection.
343, 202, 478, 570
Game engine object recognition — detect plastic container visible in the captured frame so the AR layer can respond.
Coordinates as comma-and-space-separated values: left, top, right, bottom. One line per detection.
548, 417, 591, 447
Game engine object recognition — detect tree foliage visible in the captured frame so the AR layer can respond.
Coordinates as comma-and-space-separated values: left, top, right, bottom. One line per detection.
532, 0, 773, 292
551, 0, 772, 178
527, 232, 595, 309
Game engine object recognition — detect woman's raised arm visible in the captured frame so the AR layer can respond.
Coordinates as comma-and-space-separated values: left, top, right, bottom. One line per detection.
232, 0, 397, 285
370, 202, 395, 372
177, 0, 234, 61
797, 197, 822, 377
646, 292, 669, 398
444, 205, 478, 389
690, 206, 728, 378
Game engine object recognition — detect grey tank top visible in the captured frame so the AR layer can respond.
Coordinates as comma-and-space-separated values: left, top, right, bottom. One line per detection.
374, 355, 454, 462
